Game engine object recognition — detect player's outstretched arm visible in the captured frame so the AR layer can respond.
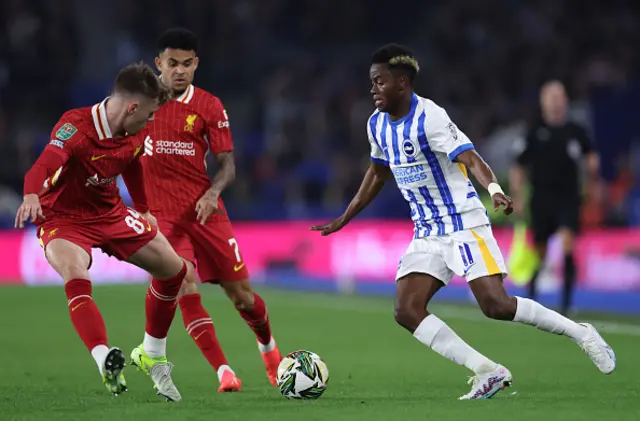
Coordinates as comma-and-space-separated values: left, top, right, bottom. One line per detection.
15, 147, 70, 228
455, 149, 513, 215
311, 162, 391, 236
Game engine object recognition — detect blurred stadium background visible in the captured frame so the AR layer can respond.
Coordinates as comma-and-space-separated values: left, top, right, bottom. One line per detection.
0, 0, 639, 313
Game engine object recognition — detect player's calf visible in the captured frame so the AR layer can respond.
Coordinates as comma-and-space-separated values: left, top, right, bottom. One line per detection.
221, 278, 255, 312
470, 276, 581, 334
397, 274, 505, 396
221, 280, 273, 345
177, 269, 238, 389
470, 275, 518, 320
178, 290, 239, 390
47, 239, 125, 394
129, 248, 185, 402
65, 279, 108, 354
66, 278, 117, 390
470, 276, 616, 374
220, 279, 282, 386
128, 232, 186, 358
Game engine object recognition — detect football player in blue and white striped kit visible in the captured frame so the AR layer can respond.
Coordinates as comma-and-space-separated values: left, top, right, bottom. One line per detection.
312, 44, 615, 400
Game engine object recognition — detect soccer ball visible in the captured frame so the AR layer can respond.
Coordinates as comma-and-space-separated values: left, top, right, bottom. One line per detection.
276, 350, 329, 399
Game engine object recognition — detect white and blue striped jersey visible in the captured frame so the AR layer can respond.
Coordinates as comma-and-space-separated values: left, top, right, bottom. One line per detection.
367, 94, 489, 238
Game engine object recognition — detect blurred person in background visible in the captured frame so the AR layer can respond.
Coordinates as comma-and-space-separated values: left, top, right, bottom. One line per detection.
510, 81, 600, 315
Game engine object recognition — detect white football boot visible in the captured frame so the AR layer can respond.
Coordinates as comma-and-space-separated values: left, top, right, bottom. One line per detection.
459, 364, 513, 400
577, 323, 616, 374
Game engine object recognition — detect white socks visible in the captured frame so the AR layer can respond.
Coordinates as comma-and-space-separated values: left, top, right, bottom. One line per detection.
414, 315, 498, 374
513, 296, 588, 342
217, 365, 234, 382
258, 337, 276, 353
143, 332, 167, 358
91, 345, 110, 376
412, 298, 589, 376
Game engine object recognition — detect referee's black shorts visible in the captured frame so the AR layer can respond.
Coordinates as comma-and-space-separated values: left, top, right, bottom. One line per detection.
530, 194, 580, 244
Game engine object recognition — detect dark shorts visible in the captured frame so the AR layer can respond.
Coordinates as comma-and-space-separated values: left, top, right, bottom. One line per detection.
530, 196, 580, 244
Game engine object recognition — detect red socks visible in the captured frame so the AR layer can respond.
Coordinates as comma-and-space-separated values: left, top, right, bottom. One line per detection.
179, 293, 228, 370
239, 293, 272, 345
145, 262, 186, 338
64, 279, 108, 351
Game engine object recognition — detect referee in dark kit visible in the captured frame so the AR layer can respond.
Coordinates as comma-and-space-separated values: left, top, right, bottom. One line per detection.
509, 80, 600, 315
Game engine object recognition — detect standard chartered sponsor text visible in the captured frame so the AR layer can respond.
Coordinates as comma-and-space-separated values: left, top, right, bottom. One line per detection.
156, 140, 196, 156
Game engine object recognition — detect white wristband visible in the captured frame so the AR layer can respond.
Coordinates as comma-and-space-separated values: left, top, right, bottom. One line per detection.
487, 183, 504, 197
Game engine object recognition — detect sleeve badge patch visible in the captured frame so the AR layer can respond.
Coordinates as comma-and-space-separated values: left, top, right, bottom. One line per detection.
55, 123, 78, 141
446, 122, 459, 142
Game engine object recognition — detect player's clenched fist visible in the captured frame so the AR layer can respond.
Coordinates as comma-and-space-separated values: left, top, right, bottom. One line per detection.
15, 193, 44, 228
492, 192, 514, 215
310, 215, 348, 236
195, 189, 219, 225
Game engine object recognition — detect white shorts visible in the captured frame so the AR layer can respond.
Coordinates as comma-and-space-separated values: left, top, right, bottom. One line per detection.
395, 225, 507, 285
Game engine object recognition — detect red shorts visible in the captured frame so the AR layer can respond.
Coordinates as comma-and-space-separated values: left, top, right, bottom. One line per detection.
37, 206, 158, 263
157, 218, 249, 283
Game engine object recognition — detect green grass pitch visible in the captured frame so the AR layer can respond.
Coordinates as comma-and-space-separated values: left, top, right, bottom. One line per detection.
0, 284, 638, 421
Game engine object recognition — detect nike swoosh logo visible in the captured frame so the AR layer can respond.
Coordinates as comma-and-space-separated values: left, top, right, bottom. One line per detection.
147, 223, 152, 232
134, 145, 142, 156
463, 264, 475, 276
234, 263, 245, 272
71, 302, 85, 312
194, 331, 205, 341
91, 155, 106, 161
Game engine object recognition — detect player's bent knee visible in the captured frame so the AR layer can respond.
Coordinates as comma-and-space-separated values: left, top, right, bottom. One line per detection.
233, 299, 253, 313
231, 291, 255, 312
157, 241, 185, 277
180, 280, 199, 297
178, 265, 198, 296
131, 233, 185, 279
183, 260, 197, 284
394, 306, 423, 332
48, 254, 90, 282
59, 264, 90, 283
45, 240, 91, 282
478, 295, 517, 321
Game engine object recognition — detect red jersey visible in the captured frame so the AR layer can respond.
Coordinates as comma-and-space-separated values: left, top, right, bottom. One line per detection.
24, 99, 149, 220
141, 84, 232, 221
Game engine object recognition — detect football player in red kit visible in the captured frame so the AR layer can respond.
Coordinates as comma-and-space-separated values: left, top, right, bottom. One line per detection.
138, 28, 282, 392
15, 63, 183, 401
